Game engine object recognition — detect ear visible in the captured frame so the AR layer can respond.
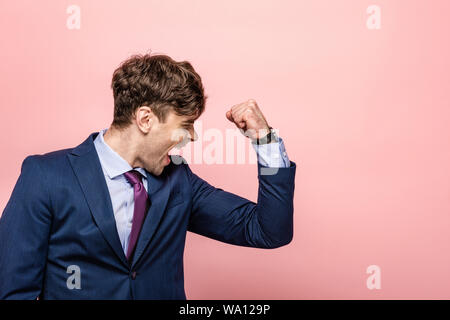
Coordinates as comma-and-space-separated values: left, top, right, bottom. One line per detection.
135, 105, 155, 133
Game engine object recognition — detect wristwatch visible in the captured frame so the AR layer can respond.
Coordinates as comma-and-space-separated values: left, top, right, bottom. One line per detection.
251, 126, 279, 145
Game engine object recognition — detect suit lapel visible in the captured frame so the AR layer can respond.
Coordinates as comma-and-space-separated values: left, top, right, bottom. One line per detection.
67, 133, 129, 268
131, 169, 171, 267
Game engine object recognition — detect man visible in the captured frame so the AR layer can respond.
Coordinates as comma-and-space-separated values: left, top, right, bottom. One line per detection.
0, 53, 296, 299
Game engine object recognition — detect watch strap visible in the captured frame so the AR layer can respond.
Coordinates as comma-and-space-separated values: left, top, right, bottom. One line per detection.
252, 126, 278, 145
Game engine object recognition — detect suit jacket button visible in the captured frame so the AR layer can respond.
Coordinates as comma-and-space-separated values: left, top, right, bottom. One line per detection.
131, 271, 137, 280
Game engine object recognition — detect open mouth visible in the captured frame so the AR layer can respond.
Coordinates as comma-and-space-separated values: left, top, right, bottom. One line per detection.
165, 153, 171, 164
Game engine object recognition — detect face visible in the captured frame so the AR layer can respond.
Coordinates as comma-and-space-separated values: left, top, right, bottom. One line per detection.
139, 108, 197, 176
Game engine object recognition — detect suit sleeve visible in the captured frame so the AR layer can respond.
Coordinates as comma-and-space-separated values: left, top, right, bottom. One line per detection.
0, 156, 52, 299
185, 160, 297, 249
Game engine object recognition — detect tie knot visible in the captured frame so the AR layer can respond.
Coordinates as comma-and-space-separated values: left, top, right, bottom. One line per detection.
124, 170, 144, 186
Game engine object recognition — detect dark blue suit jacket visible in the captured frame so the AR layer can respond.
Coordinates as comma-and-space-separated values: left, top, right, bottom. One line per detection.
0, 132, 296, 299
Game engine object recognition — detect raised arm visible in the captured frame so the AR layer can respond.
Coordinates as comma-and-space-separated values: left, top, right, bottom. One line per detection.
186, 99, 296, 248
186, 159, 296, 249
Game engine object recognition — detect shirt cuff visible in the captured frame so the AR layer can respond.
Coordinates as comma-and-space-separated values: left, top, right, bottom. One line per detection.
251, 137, 290, 168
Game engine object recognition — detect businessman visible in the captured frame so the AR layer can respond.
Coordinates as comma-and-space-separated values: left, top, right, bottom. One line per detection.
0, 53, 296, 299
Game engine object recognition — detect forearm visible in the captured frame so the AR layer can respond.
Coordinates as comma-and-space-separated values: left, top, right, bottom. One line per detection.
248, 160, 296, 248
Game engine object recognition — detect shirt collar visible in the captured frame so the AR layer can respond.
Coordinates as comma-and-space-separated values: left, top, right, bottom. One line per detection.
94, 128, 147, 180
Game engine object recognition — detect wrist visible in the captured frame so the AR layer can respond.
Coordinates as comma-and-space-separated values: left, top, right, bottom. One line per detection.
251, 126, 279, 145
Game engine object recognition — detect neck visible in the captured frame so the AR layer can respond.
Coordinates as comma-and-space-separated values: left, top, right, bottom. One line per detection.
103, 125, 144, 168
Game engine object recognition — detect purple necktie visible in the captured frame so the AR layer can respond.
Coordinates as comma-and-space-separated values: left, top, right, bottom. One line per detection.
124, 170, 150, 262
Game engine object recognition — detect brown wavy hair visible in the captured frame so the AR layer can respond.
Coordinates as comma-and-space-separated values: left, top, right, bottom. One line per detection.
111, 53, 207, 129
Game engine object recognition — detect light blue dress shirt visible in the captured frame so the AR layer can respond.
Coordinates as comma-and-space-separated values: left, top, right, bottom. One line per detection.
93, 128, 290, 254
251, 136, 291, 168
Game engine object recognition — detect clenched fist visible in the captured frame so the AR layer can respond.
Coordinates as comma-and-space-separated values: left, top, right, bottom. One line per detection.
225, 99, 270, 141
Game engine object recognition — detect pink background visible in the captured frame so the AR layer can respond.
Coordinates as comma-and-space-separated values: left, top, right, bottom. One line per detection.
1, 0, 450, 299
